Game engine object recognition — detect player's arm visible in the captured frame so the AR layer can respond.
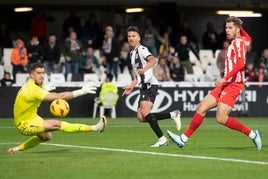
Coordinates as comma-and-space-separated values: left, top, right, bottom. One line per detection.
224, 40, 245, 81
137, 55, 156, 74
43, 83, 97, 101
122, 76, 138, 96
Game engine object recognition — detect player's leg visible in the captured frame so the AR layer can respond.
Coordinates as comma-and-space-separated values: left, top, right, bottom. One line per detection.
8, 116, 48, 154
167, 93, 217, 147
217, 84, 262, 150
44, 117, 107, 133
139, 101, 168, 147
152, 110, 182, 130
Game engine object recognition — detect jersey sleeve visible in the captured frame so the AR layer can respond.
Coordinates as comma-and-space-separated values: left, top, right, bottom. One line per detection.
139, 46, 153, 60
224, 38, 246, 80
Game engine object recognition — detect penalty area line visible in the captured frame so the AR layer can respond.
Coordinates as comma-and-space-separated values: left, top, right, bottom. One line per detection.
42, 143, 268, 165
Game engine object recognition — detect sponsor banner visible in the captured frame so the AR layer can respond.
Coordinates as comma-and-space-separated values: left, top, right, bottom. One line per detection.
0, 86, 267, 118
117, 86, 268, 117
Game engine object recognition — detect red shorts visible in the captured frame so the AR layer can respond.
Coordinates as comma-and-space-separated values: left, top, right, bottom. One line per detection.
210, 82, 244, 107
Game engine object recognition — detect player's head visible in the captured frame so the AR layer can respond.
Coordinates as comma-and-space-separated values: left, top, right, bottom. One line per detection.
28, 63, 46, 85
225, 16, 243, 40
127, 26, 141, 49
105, 73, 113, 82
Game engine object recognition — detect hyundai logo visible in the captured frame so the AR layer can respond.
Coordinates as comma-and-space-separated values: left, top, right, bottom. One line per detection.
125, 89, 173, 112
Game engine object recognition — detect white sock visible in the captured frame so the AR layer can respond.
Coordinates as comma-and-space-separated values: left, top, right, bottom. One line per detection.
92, 125, 98, 132
249, 130, 256, 139
181, 134, 188, 142
159, 135, 167, 140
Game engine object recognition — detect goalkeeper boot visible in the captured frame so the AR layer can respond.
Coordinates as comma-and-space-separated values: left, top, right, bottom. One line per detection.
150, 136, 168, 147
96, 115, 108, 132
167, 130, 186, 148
171, 110, 182, 130
8, 147, 18, 154
252, 130, 262, 151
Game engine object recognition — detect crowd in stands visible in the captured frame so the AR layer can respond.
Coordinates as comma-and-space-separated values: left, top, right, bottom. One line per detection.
0, 11, 268, 87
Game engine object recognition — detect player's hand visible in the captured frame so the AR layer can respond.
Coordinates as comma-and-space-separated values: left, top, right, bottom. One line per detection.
122, 86, 132, 96
215, 78, 226, 87
81, 82, 97, 94
44, 82, 56, 91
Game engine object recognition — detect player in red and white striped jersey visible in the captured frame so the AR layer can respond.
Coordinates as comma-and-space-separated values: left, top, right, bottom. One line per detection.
167, 16, 262, 151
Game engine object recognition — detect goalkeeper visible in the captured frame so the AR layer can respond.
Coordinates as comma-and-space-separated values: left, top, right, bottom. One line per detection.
8, 62, 108, 154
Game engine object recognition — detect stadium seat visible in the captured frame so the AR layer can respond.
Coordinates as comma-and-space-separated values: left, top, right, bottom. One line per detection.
83, 73, 99, 83
93, 93, 119, 119
3, 48, 13, 74
184, 74, 199, 82
205, 65, 221, 81
50, 73, 65, 83
192, 65, 204, 81
199, 49, 213, 71
117, 73, 132, 86
16, 73, 29, 84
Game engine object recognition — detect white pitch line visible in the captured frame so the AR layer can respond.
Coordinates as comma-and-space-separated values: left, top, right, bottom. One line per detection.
42, 143, 268, 165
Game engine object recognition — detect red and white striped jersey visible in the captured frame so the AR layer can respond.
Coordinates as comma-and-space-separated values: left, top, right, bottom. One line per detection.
224, 36, 251, 83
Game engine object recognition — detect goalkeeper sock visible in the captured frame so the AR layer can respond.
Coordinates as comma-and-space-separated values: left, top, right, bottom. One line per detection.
60, 121, 93, 132
17, 136, 43, 151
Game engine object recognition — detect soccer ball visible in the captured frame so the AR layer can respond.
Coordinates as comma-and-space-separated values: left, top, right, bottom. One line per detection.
50, 99, 70, 118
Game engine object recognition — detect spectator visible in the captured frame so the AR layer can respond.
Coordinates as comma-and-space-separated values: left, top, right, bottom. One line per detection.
176, 18, 198, 50
42, 33, 62, 75
61, 26, 76, 44
169, 56, 185, 82
175, 35, 194, 74
85, 12, 101, 49
63, 31, 83, 80
256, 48, 268, 86
30, 10, 48, 44
95, 73, 119, 117
26, 36, 43, 64
10, 39, 28, 81
0, 22, 13, 53
245, 62, 257, 82
202, 22, 219, 53
158, 32, 170, 56
0, 71, 14, 86
257, 48, 268, 71
119, 42, 130, 73
102, 26, 120, 81
79, 46, 101, 78
216, 40, 230, 77
246, 44, 258, 66
217, 23, 227, 49
62, 9, 80, 35
154, 57, 171, 82
141, 17, 164, 57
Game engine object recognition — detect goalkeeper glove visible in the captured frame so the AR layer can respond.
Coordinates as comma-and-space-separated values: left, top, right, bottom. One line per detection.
72, 82, 97, 97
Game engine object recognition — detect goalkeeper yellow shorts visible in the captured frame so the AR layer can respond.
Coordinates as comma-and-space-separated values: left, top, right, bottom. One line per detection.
17, 116, 45, 136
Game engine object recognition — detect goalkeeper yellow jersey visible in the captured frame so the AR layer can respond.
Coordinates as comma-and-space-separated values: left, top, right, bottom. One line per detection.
13, 78, 49, 126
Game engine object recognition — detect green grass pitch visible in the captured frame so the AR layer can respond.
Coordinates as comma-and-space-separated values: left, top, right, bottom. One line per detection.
0, 117, 267, 179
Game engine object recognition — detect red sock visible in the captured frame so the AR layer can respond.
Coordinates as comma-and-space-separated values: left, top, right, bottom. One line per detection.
184, 113, 204, 138
225, 117, 251, 136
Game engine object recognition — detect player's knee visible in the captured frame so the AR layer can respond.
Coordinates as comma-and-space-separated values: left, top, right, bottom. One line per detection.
137, 117, 146, 123
215, 113, 226, 124
39, 132, 52, 141
196, 103, 207, 115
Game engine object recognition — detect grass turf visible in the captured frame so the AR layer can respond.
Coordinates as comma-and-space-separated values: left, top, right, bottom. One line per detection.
0, 117, 267, 179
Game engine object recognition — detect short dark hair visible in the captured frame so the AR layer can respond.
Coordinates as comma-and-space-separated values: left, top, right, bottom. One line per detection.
226, 16, 242, 28
106, 73, 113, 82
28, 63, 45, 73
127, 26, 140, 35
